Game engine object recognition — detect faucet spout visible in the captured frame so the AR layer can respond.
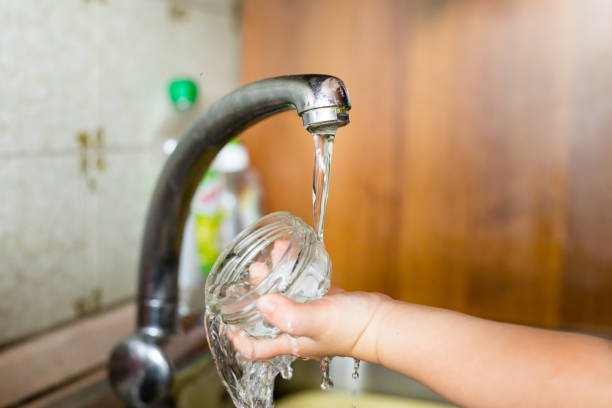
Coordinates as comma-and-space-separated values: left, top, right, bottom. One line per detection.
109, 75, 350, 406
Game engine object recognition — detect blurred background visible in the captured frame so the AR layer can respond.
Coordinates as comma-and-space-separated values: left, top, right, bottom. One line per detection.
241, 0, 612, 333
2, 0, 612, 406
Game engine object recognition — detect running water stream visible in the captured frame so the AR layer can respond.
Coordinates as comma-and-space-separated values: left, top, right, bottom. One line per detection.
311, 132, 360, 391
311, 132, 335, 390
311, 132, 334, 242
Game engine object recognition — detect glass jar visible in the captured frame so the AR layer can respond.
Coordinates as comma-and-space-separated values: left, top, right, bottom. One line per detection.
204, 211, 331, 407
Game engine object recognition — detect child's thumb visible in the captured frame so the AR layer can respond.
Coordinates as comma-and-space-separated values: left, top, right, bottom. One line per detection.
257, 293, 326, 337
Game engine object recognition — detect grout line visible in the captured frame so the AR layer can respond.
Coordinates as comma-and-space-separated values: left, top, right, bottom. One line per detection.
150, 0, 235, 17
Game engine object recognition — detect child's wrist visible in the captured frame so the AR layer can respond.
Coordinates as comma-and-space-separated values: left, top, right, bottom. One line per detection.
350, 293, 392, 364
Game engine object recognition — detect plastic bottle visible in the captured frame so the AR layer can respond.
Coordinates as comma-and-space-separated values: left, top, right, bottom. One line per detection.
178, 140, 262, 315
195, 140, 262, 278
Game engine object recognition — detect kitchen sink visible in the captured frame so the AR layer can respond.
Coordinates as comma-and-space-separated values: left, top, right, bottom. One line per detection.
38, 348, 454, 407
175, 354, 454, 408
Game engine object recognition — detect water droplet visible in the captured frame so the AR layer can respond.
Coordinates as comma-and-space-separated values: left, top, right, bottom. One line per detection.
320, 356, 334, 390
281, 366, 293, 380
352, 358, 360, 380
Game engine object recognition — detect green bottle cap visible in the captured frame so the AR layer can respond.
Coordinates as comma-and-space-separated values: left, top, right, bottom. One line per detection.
168, 78, 198, 111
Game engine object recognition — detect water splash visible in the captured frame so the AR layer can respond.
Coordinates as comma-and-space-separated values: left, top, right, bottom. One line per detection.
204, 127, 339, 406
204, 212, 331, 408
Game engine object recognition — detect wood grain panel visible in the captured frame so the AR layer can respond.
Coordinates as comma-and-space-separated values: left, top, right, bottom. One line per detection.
241, 0, 404, 294
240, 0, 612, 331
0, 304, 134, 407
394, 0, 573, 326
561, 0, 612, 333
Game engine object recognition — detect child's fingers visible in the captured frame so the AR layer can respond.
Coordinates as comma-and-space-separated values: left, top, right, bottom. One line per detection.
270, 239, 290, 266
248, 261, 270, 286
257, 294, 329, 338
231, 331, 303, 360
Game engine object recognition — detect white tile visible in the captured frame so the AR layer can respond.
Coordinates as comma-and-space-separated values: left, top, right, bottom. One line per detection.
0, 155, 89, 344
0, 0, 240, 343
93, 0, 240, 149
0, 2, 96, 155
0, 0, 239, 155
87, 150, 164, 305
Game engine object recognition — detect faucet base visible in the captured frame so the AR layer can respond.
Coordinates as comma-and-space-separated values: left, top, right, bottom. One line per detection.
109, 333, 173, 407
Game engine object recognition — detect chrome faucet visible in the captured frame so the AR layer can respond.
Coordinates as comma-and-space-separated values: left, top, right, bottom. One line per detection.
109, 75, 351, 406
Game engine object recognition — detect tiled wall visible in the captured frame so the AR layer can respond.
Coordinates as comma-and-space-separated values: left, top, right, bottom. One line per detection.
0, 0, 239, 345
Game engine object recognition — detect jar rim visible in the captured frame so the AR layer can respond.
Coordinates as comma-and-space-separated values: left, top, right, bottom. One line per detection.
205, 211, 317, 316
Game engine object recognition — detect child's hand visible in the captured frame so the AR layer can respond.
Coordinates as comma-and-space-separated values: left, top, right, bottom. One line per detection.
229, 288, 389, 362
227, 239, 389, 362
224, 240, 612, 408
227, 255, 612, 408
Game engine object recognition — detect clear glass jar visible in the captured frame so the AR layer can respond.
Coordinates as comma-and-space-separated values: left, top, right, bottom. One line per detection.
205, 211, 331, 407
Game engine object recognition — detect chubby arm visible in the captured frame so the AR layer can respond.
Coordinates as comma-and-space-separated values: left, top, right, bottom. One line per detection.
231, 290, 612, 408
373, 298, 612, 408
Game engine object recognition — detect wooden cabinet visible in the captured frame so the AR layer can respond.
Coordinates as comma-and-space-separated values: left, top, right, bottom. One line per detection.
240, 0, 612, 333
